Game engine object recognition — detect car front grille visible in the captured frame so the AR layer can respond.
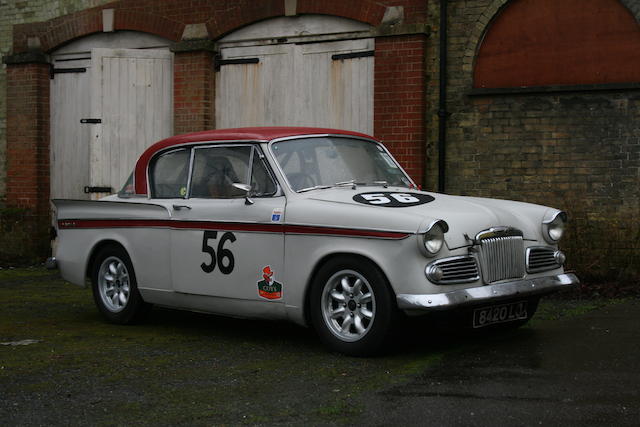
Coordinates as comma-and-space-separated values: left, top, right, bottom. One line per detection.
431, 256, 480, 284
477, 235, 525, 283
526, 246, 559, 273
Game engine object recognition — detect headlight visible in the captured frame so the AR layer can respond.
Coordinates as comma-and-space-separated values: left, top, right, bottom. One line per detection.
542, 211, 567, 244
422, 222, 446, 257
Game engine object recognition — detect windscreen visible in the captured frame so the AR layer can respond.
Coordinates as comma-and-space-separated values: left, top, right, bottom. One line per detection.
271, 137, 412, 191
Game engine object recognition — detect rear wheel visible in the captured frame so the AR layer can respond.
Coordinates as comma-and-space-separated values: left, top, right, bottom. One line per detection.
310, 257, 397, 356
91, 244, 150, 324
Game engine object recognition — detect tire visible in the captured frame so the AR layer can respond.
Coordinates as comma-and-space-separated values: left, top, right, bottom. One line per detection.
310, 256, 398, 356
91, 244, 150, 324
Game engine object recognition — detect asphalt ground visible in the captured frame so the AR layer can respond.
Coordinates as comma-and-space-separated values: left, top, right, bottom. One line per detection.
1, 267, 638, 426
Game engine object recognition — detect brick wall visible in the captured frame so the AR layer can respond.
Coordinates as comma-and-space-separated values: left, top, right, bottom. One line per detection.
0, 0, 112, 202
174, 50, 216, 134
426, 0, 640, 281
374, 35, 427, 185
6, 62, 50, 212
2, 0, 430, 263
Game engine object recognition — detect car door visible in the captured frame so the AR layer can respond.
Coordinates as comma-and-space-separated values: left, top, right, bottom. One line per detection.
168, 144, 286, 301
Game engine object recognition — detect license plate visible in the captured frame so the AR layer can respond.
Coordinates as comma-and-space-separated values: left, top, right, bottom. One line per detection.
473, 301, 528, 328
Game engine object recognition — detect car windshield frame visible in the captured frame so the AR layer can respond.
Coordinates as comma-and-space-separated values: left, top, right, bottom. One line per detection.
268, 134, 415, 193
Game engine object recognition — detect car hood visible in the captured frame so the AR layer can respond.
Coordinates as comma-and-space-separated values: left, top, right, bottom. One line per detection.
285, 187, 552, 248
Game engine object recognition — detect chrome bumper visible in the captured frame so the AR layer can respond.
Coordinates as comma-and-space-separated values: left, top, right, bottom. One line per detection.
396, 273, 579, 314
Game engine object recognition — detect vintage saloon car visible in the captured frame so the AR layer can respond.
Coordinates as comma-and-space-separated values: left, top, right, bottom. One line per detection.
51, 127, 579, 355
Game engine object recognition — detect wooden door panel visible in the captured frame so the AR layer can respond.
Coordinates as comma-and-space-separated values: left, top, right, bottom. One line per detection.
90, 48, 173, 198
215, 39, 373, 133
50, 57, 91, 200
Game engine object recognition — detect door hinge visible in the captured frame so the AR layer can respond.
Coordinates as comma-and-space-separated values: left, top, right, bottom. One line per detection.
214, 55, 260, 71
49, 65, 87, 79
331, 51, 375, 61
84, 186, 112, 193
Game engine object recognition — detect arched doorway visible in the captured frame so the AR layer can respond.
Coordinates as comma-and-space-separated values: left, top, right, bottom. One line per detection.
50, 31, 173, 200
215, 15, 374, 134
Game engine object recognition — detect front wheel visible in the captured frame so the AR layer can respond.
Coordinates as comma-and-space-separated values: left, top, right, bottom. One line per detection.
91, 244, 150, 324
310, 257, 398, 356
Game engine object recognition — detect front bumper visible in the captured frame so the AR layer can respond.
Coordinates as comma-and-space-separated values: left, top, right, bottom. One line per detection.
396, 273, 579, 314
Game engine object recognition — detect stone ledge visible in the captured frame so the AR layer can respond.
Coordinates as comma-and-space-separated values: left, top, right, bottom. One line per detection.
468, 82, 640, 96
170, 39, 216, 53
372, 22, 430, 37
3, 51, 49, 65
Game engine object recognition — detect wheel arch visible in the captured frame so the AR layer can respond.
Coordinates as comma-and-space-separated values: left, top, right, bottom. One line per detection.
85, 239, 130, 280
302, 252, 397, 327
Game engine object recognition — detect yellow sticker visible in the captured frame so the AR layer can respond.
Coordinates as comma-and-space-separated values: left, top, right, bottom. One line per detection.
179, 187, 187, 197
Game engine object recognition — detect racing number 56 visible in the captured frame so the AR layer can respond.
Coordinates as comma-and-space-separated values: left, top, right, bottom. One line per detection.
201, 231, 236, 274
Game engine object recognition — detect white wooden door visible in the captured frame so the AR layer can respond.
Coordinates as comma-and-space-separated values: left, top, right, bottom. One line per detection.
50, 56, 92, 200
215, 38, 374, 134
296, 39, 374, 134
215, 44, 293, 127
90, 48, 173, 198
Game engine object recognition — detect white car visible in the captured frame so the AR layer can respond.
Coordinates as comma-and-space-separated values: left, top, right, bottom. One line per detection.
51, 127, 579, 355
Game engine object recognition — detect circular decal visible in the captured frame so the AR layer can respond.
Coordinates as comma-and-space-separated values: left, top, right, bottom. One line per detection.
353, 192, 435, 207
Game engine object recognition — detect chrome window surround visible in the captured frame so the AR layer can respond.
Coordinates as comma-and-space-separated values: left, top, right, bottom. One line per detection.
267, 134, 417, 194
526, 246, 561, 273
148, 147, 192, 199
425, 255, 480, 285
146, 141, 282, 199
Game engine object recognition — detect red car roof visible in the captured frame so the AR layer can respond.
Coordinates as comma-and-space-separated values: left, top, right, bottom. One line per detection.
134, 127, 377, 195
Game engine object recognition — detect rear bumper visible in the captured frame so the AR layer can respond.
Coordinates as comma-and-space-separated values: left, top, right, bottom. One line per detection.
396, 273, 579, 314
45, 257, 58, 270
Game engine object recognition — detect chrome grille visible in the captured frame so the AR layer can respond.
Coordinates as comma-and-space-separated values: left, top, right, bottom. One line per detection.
427, 256, 479, 284
526, 246, 559, 273
477, 235, 525, 283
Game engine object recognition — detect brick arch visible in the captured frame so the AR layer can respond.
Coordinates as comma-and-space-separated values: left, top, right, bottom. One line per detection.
462, 0, 640, 87
13, 0, 390, 54
13, 8, 184, 53
206, 0, 387, 39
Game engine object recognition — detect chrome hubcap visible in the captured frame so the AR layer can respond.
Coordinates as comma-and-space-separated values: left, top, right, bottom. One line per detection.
98, 256, 130, 313
321, 270, 376, 342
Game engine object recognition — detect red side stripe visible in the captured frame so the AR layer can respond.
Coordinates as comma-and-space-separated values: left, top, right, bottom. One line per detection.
58, 219, 410, 240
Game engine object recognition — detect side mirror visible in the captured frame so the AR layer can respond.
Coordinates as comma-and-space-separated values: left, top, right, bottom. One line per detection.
232, 183, 254, 205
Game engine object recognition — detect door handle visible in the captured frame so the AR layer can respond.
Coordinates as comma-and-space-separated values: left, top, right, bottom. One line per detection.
172, 204, 192, 210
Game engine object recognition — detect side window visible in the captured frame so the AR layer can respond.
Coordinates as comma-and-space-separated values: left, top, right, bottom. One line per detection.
118, 172, 135, 197
251, 153, 277, 196
151, 149, 190, 198
190, 146, 251, 199
190, 146, 277, 199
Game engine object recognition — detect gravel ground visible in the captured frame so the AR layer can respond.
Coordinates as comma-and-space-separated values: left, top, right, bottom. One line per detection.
1, 267, 636, 425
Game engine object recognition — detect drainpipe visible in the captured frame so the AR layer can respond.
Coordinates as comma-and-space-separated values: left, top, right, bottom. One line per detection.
437, 0, 448, 193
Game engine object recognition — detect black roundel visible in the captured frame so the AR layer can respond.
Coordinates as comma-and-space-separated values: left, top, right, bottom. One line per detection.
353, 192, 435, 207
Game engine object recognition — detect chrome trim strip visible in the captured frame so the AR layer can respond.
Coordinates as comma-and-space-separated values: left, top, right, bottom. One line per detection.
420, 219, 449, 234
185, 147, 195, 199
145, 139, 269, 199
425, 255, 480, 284
475, 226, 523, 241
396, 273, 579, 312
525, 246, 560, 273
542, 210, 567, 224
